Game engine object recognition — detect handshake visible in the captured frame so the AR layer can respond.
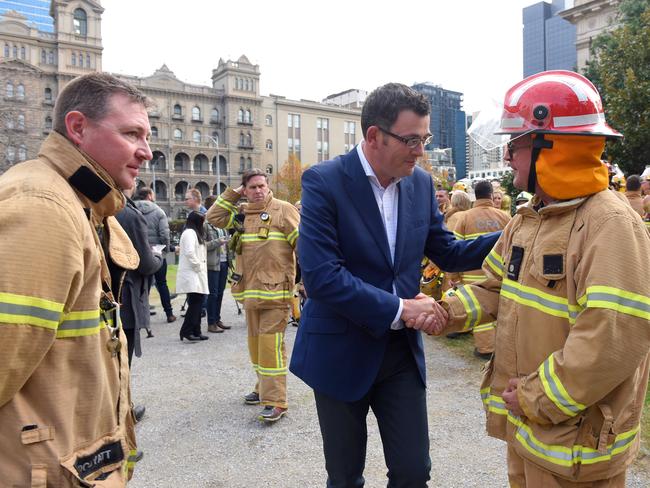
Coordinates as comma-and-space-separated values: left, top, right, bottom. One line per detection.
400, 293, 449, 335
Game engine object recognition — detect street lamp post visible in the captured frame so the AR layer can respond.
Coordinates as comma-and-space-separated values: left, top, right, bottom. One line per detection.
206, 134, 221, 193
150, 156, 161, 198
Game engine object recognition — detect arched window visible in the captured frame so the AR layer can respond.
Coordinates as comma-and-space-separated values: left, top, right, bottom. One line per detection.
239, 157, 245, 172
151, 126, 158, 138
41, 49, 46, 64
6, 146, 15, 162
211, 131, 219, 142
71, 52, 76, 66
47, 50, 54, 64
44, 87, 52, 101
266, 164, 273, 175
16, 84, 24, 99
246, 157, 252, 169
192, 106, 201, 121
211, 108, 219, 122
246, 133, 252, 146
174, 128, 182, 140
20, 46, 25, 59
86, 54, 91, 68
265, 115, 272, 126
265, 139, 273, 150
244, 79, 249, 91
73, 9, 88, 37
4, 44, 9, 57
239, 133, 245, 146
18, 144, 26, 161
6, 117, 13, 129
173, 104, 182, 117
45, 116, 52, 130
17, 113, 24, 129
193, 130, 201, 143
12, 45, 17, 57
6, 82, 13, 97
238, 109, 244, 123
244, 109, 251, 124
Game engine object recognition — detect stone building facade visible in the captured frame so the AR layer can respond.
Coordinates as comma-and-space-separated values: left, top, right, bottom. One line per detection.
0, 1, 361, 218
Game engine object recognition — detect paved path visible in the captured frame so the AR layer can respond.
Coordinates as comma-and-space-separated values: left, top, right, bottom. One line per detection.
129, 291, 650, 487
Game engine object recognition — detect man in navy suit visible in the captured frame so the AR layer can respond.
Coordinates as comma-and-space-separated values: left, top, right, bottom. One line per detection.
290, 83, 499, 487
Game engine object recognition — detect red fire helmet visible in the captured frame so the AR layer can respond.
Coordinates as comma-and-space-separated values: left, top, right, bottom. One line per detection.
498, 70, 622, 139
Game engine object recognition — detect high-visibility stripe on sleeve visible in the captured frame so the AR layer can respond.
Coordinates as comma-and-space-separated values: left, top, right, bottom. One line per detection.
232, 289, 293, 301
538, 354, 585, 417
286, 229, 299, 246
461, 274, 485, 283
215, 197, 236, 228
455, 285, 482, 331
463, 231, 486, 240
0, 292, 63, 329
508, 414, 638, 468
578, 285, 650, 321
57, 310, 102, 338
453, 231, 464, 240
485, 249, 504, 277
501, 278, 581, 324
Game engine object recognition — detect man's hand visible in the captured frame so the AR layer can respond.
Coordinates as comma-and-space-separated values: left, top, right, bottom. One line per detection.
503, 378, 524, 417
401, 294, 448, 335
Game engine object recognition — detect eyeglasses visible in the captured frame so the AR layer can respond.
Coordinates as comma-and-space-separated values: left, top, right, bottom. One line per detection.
378, 127, 432, 149
506, 140, 532, 158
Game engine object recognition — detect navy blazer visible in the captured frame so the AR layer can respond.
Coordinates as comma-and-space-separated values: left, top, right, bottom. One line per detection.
289, 149, 499, 402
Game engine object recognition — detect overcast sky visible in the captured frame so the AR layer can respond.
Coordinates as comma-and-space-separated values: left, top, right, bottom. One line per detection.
102, 0, 546, 114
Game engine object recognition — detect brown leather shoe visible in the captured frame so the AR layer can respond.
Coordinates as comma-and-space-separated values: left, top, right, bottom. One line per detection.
217, 321, 231, 330
166, 314, 177, 323
208, 324, 224, 333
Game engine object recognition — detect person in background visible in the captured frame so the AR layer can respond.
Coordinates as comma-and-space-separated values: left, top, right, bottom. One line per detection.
492, 189, 504, 209
445, 189, 472, 230
500, 193, 513, 215
204, 195, 231, 333
185, 188, 207, 214
624, 174, 645, 217
177, 211, 209, 342
435, 188, 450, 217
134, 187, 177, 323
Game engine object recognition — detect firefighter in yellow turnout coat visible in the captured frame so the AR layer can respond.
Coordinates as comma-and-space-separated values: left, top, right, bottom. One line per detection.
448, 180, 510, 357
0, 72, 151, 486
207, 169, 299, 422
438, 71, 650, 486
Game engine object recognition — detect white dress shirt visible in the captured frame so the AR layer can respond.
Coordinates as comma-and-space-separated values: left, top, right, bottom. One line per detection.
357, 143, 404, 329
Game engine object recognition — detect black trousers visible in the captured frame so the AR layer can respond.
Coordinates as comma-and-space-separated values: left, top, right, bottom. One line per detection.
124, 326, 135, 367
179, 293, 204, 337
314, 330, 431, 488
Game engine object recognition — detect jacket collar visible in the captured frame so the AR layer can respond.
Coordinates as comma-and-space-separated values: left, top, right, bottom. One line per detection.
473, 198, 496, 209
517, 193, 588, 218
39, 131, 125, 220
244, 190, 274, 213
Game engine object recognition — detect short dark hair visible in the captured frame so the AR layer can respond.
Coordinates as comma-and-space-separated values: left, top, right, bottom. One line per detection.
474, 180, 493, 200
185, 211, 206, 245
135, 187, 153, 201
626, 175, 641, 191
204, 195, 217, 210
241, 168, 268, 187
361, 83, 430, 138
54, 72, 151, 135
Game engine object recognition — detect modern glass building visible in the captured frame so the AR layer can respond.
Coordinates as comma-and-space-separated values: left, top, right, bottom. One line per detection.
0, 0, 53, 32
411, 82, 467, 179
523, 0, 576, 77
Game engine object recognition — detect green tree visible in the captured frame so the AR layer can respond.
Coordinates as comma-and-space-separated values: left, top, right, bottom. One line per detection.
584, 0, 650, 175
275, 153, 305, 204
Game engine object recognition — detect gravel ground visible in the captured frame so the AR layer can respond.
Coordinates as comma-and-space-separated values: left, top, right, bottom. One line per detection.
129, 292, 650, 487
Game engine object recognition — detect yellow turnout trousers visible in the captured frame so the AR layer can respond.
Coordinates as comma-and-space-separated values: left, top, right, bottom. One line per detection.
246, 307, 289, 408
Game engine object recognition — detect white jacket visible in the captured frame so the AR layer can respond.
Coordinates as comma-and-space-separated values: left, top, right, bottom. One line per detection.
176, 229, 208, 295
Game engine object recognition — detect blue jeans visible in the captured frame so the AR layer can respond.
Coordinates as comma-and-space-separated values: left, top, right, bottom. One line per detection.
215, 261, 229, 322
153, 257, 173, 317
207, 269, 220, 325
